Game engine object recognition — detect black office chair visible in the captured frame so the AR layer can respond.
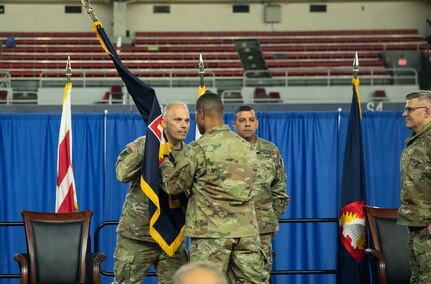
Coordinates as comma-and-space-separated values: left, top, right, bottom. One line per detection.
363, 205, 411, 284
14, 210, 106, 284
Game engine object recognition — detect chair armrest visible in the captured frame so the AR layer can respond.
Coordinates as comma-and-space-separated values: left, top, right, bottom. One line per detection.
86, 253, 106, 284
366, 248, 377, 257
365, 248, 384, 260
365, 247, 387, 283
14, 253, 29, 284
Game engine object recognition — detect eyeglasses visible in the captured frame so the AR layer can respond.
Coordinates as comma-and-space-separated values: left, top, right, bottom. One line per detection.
403, 106, 428, 113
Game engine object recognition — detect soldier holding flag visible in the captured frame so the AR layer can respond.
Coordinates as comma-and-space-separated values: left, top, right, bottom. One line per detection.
161, 92, 268, 283
80, 0, 192, 282
114, 102, 191, 284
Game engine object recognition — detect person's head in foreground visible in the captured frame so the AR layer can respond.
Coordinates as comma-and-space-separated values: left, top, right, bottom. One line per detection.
173, 261, 228, 284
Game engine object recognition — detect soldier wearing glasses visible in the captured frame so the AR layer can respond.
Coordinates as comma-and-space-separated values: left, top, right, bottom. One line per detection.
398, 90, 431, 283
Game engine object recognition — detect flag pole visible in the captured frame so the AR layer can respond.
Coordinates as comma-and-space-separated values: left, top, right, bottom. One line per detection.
196, 54, 206, 140
81, 0, 99, 22
198, 53, 205, 90
56, 56, 78, 213
66, 56, 72, 83
352, 51, 362, 117
336, 50, 369, 284
353, 51, 359, 79
80, 1, 187, 255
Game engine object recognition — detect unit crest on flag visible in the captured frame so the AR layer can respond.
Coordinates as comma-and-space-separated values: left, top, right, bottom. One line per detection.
339, 200, 366, 262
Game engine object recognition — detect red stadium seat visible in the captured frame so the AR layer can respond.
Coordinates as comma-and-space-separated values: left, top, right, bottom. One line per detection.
269, 91, 282, 103
2, 28, 427, 82
0, 90, 8, 102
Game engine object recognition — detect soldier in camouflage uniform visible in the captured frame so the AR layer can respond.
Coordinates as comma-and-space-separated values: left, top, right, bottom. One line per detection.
114, 102, 191, 284
397, 90, 431, 284
160, 92, 268, 283
232, 105, 290, 281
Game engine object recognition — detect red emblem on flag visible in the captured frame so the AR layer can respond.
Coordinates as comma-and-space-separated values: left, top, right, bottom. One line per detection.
339, 200, 366, 262
148, 115, 163, 141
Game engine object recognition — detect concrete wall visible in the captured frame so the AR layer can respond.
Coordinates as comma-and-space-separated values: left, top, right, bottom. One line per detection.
36, 84, 415, 106
127, 2, 431, 36
242, 85, 416, 104
38, 86, 112, 105
0, 3, 113, 34
37, 86, 218, 105
0, 2, 430, 37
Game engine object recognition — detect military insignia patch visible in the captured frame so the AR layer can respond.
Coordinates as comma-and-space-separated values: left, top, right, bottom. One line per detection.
339, 200, 366, 262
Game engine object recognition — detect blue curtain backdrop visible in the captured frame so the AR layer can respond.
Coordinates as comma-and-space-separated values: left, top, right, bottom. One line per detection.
0, 110, 409, 284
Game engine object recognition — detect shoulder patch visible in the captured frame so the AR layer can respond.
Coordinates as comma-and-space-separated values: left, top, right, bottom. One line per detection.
127, 141, 137, 151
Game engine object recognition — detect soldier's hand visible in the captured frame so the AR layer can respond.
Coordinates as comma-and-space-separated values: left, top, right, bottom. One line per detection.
164, 141, 172, 157
161, 140, 172, 161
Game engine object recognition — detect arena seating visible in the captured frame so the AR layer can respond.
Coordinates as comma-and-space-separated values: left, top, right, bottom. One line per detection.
0, 89, 8, 103
0, 29, 429, 80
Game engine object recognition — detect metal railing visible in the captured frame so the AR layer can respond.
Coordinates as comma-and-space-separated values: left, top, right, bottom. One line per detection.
38, 70, 217, 89
93, 218, 339, 277
242, 67, 418, 87
3, 66, 419, 105
0, 217, 338, 279
0, 71, 12, 104
0, 70, 12, 87
0, 222, 24, 279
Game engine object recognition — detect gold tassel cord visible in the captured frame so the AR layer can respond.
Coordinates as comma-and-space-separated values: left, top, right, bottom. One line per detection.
92, 21, 112, 56
352, 77, 362, 119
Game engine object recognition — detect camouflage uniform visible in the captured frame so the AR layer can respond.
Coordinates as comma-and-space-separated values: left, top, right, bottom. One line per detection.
228, 137, 289, 283
161, 125, 268, 283
251, 137, 289, 276
114, 136, 188, 284
398, 122, 431, 284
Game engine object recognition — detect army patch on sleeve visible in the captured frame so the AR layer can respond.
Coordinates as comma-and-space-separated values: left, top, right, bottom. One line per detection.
127, 142, 137, 151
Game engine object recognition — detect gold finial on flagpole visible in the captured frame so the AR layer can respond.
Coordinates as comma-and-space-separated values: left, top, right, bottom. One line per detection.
353, 51, 359, 79
66, 56, 72, 83
81, 0, 99, 22
198, 53, 205, 88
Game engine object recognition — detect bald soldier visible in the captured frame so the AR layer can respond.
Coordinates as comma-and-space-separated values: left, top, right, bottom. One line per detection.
173, 261, 228, 284
398, 90, 431, 283
114, 102, 191, 284
160, 92, 268, 283
232, 105, 290, 280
